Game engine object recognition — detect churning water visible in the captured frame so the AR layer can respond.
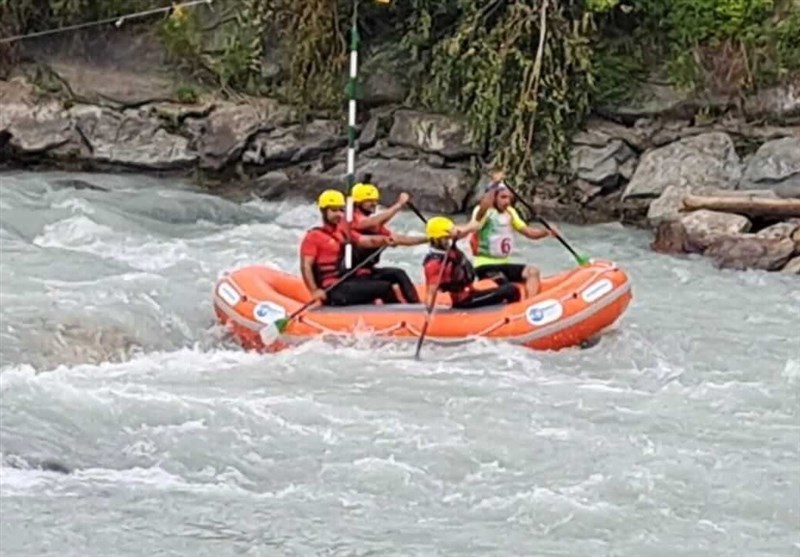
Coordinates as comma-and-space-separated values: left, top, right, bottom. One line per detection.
1, 170, 798, 556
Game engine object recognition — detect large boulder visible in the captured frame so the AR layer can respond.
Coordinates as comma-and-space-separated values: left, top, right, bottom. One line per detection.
622, 132, 742, 199
706, 236, 796, 271
743, 79, 800, 119
755, 220, 800, 243
324, 158, 474, 213
680, 209, 751, 251
388, 110, 480, 160
188, 100, 295, 170
254, 169, 342, 202
71, 105, 196, 169
782, 256, 800, 274
598, 81, 694, 121
650, 220, 695, 255
242, 119, 345, 166
570, 139, 637, 188
740, 137, 800, 198
572, 117, 654, 152
253, 158, 474, 213
2, 100, 76, 154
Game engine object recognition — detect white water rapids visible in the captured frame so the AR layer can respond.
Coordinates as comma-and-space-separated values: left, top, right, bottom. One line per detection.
1, 170, 798, 556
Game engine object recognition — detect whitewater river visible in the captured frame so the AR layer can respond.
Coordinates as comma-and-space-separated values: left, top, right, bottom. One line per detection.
1, 170, 798, 556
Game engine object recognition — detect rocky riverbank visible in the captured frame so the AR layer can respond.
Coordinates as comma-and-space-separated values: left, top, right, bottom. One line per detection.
2, 53, 799, 274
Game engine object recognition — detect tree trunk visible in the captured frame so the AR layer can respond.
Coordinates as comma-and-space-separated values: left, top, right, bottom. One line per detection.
681, 193, 800, 218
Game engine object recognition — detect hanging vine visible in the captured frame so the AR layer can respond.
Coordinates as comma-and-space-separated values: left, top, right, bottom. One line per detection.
416, 0, 595, 182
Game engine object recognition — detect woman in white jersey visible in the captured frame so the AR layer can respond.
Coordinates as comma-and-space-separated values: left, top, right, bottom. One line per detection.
468, 171, 554, 296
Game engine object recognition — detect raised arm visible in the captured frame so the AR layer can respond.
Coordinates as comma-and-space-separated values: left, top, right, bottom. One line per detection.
451, 220, 482, 239
473, 189, 496, 224
389, 233, 428, 247
519, 225, 551, 241
353, 193, 410, 231
353, 234, 394, 249
510, 207, 551, 241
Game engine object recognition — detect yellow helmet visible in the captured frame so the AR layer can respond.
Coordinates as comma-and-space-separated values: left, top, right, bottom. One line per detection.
425, 216, 454, 240
351, 183, 380, 203
317, 189, 345, 209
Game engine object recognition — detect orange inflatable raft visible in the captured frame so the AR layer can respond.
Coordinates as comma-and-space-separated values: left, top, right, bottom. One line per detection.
212, 259, 633, 353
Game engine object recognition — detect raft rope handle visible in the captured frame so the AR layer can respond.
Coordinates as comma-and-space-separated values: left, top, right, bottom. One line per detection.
0, 0, 214, 44
294, 316, 406, 338
286, 268, 614, 337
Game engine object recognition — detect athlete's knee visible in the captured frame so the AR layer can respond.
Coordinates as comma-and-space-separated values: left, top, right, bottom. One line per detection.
523, 266, 540, 280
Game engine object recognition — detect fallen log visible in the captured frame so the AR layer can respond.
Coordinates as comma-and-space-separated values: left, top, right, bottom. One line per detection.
681, 193, 800, 218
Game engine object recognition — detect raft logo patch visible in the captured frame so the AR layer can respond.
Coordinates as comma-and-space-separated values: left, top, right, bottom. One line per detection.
253, 301, 287, 324
525, 299, 563, 326
581, 279, 613, 303
216, 282, 240, 306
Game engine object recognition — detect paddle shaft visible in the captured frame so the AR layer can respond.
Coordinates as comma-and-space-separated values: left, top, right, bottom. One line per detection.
284, 244, 388, 325
406, 200, 427, 224
502, 182, 587, 265
414, 241, 453, 360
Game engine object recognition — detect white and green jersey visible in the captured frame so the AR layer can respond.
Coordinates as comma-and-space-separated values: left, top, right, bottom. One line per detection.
470, 206, 527, 266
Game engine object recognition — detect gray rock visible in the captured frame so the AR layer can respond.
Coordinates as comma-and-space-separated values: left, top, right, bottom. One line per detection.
755, 221, 800, 243
782, 256, 800, 274
623, 132, 742, 199
190, 100, 295, 170
680, 209, 751, 251
242, 119, 345, 166
743, 81, 800, 119
598, 81, 693, 120
741, 137, 800, 196
570, 139, 637, 187
572, 117, 653, 151
328, 158, 474, 213
650, 220, 695, 254
362, 68, 408, 106
388, 109, 480, 159
361, 139, 419, 160
5, 103, 75, 153
358, 115, 379, 149
706, 236, 796, 271
48, 62, 174, 107
650, 121, 702, 147
71, 105, 196, 169
573, 179, 604, 203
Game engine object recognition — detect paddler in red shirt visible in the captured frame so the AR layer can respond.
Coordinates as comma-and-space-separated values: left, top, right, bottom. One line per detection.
349, 179, 427, 303
422, 216, 521, 309
300, 189, 399, 306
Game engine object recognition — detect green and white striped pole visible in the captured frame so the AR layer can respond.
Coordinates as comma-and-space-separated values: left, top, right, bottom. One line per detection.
343, 0, 360, 270
343, 0, 390, 270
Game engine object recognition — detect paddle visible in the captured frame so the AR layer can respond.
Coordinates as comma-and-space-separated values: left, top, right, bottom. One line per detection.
502, 182, 590, 266
407, 200, 427, 224
414, 240, 454, 360
259, 245, 389, 345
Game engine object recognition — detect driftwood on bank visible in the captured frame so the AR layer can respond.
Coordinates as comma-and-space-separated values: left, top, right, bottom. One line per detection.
681, 193, 800, 218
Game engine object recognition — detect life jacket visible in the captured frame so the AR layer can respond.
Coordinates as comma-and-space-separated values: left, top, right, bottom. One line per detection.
310, 225, 350, 287
350, 210, 386, 272
423, 248, 476, 293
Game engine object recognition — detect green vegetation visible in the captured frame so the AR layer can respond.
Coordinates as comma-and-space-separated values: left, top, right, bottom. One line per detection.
2, 0, 798, 183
